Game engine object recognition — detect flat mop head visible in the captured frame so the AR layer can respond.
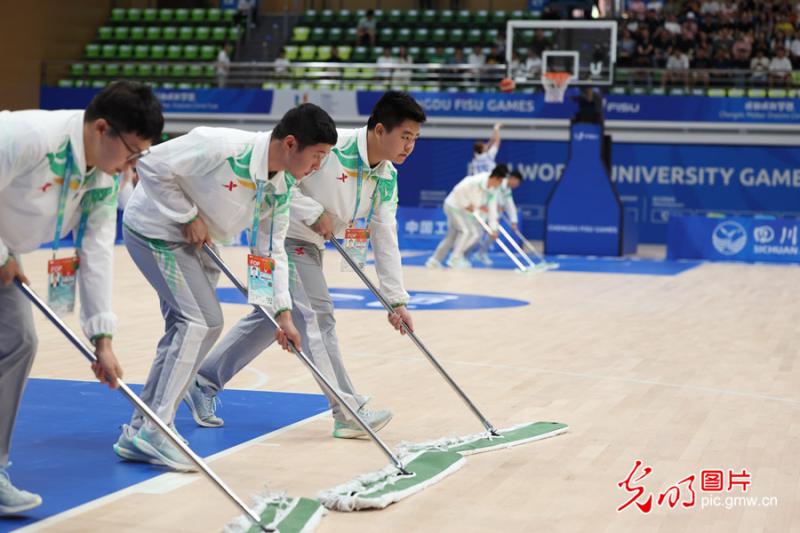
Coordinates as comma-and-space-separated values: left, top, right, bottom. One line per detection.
399, 421, 568, 456
225, 492, 325, 533
317, 450, 465, 512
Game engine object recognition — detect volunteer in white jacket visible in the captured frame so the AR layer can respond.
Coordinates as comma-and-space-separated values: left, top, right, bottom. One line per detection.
427, 164, 507, 269
115, 104, 337, 471
187, 91, 426, 439
472, 169, 522, 266
0, 81, 163, 514
467, 122, 501, 176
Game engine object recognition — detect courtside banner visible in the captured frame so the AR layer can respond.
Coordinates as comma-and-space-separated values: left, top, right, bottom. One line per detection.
40, 87, 273, 113
667, 215, 800, 263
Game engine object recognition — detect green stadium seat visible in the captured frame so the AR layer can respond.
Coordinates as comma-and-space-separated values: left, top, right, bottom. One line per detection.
610, 86, 627, 95
88, 64, 103, 77
317, 45, 332, 60
432, 28, 446, 44
158, 9, 174, 23
195, 26, 211, 41
117, 44, 133, 59
440, 10, 453, 24
379, 27, 394, 44
163, 26, 178, 41
337, 45, 352, 61
404, 10, 420, 24
449, 28, 464, 44
396, 28, 411, 44
413, 28, 429, 44
101, 44, 117, 59
361, 67, 377, 79
143, 8, 157, 23
302, 9, 317, 24
510, 10, 525, 20
170, 64, 187, 77
352, 46, 368, 62
300, 45, 316, 61
184, 45, 199, 60
130, 27, 145, 41
162, 82, 176, 89
519, 29, 534, 45
228, 27, 241, 41
290, 66, 306, 78
122, 63, 136, 77
320, 9, 334, 24
328, 27, 343, 43
58, 79, 74, 88
387, 9, 402, 24
191, 8, 205, 23
457, 10, 471, 25
146, 27, 161, 41
485, 29, 499, 45
491, 10, 506, 26
292, 26, 310, 42
207, 9, 221, 24
104, 63, 120, 77
283, 45, 298, 61
223, 10, 235, 23
134, 45, 150, 60
200, 45, 217, 61
466, 29, 482, 45
167, 45, 182, 60
175, 9, 189, 24
727, 88, 744, 97
136, 63, 153, 77
153, 64, 169, 77
768, 89, 788, 98
70, 63, 85, 77
189, 64, 203, 77
110, 8, 125, 24
669, 88, 687, 96
422, 10, 436, 24
336, 9, 351, 24
150, 45, 166, 60
177, 82, 193, 89
179, 27, 194, 41
91, 80, 106, 89
127, 8, 142, 23
346, 27, 358, 42
212, 27, 227, 42
98, 26, 112, 41
311, 27, 326, 43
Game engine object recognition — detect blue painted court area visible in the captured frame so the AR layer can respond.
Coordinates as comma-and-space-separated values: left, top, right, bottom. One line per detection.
400, 251, 700, 276
0, 379, 328, 532
217, 287, 529, 311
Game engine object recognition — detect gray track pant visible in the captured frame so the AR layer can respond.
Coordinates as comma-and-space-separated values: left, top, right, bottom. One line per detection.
431, 205, 482, 263
0, 258, 37, 467
123, 226, 224, 431
196, 237, 367, 422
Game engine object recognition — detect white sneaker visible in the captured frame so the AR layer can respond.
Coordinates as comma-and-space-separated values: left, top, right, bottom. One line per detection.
0, 465, 42, 515
425, 257, 443, 269
132, 426, 198, 472
184, 380, 224, 428
333, 408, 393, 439
474, 253, 493, 266
448, 257, 472, 269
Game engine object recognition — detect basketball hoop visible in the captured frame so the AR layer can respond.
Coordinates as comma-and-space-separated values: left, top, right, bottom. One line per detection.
542, 72, 572, 103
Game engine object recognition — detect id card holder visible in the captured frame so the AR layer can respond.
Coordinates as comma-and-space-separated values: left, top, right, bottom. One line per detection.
48, 256, 79, 314
247, 254, 275, 307
341, 228, 369, 272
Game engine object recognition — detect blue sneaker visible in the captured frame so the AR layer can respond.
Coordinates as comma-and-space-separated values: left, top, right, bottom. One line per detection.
333, 407, 393, 439
184, 380, 224, 428
132, 426, 197, 473
0, 465, 42, 515
113, 424, 160, 464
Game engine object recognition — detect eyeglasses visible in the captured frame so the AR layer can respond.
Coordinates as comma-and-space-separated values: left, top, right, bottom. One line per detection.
109, 125, 150, 163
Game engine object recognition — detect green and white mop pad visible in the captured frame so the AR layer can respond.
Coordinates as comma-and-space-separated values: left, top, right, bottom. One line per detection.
317, 449, 465, 511
225, 492, 325, 533
398, 421, 568, 456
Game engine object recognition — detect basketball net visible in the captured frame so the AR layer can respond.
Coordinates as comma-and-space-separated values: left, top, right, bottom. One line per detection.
542, 72, 572, 103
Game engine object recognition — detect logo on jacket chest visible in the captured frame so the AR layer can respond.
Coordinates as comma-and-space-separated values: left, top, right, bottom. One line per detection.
223, 180, 238, 192
336, 173, 348, 183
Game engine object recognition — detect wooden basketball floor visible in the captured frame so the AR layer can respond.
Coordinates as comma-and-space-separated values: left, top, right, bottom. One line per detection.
14, 244, 800, 532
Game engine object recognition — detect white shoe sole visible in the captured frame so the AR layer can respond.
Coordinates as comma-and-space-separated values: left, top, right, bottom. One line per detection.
132, 436, 198, 473
113, 443, 163, 465
184, 394, 224, 428
0, 497, 42, 515
334, 413, 394, 439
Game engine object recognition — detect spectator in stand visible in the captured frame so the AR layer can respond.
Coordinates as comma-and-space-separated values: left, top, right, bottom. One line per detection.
692, 45, 713, 89
789, 29, 800, 67
392, 47, 413, 85
769, 47, 793, 87
662, 47, 690, 89
376, 47, 396, 82
526, 50, 543, 78
448, 48, 470, 85
619, 28, 637, 67
356, 9, 377, 47
468, 45, 486, 84
274, 48, 290, 79
215, 42, 233, 88
750, 49, 770, 85
700, 0, 721, 16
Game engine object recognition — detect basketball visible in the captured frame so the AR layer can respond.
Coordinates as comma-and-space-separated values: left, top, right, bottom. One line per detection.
499, 78, 516, 93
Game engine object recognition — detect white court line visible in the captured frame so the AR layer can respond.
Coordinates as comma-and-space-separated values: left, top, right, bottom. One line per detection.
347, 351, 800, 406
17, 410, 330, 533
243, 365, 270, 389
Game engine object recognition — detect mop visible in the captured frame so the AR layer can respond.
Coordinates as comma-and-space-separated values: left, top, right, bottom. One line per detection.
331, 238, 568, 457
472, 212, 529, 273
15, 279, 282, 533
203, 245, 465, 514
502, 213, 560, 271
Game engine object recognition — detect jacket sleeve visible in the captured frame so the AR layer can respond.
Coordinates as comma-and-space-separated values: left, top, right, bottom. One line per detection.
290, 185, 326, 227
76, 175, 119, 340
504, 190, 519, 224
134, 130, 222, 224
255, 184, 293, 316
370, 175, 409, 307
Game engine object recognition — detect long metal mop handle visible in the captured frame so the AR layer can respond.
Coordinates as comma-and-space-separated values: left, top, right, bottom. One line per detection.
496, 223, 536, 268
503, 213, 545, 261
472, 213, 528, 272
329, 238, 499, 436
15, 279, 272, 533
202, 244, 409, 475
